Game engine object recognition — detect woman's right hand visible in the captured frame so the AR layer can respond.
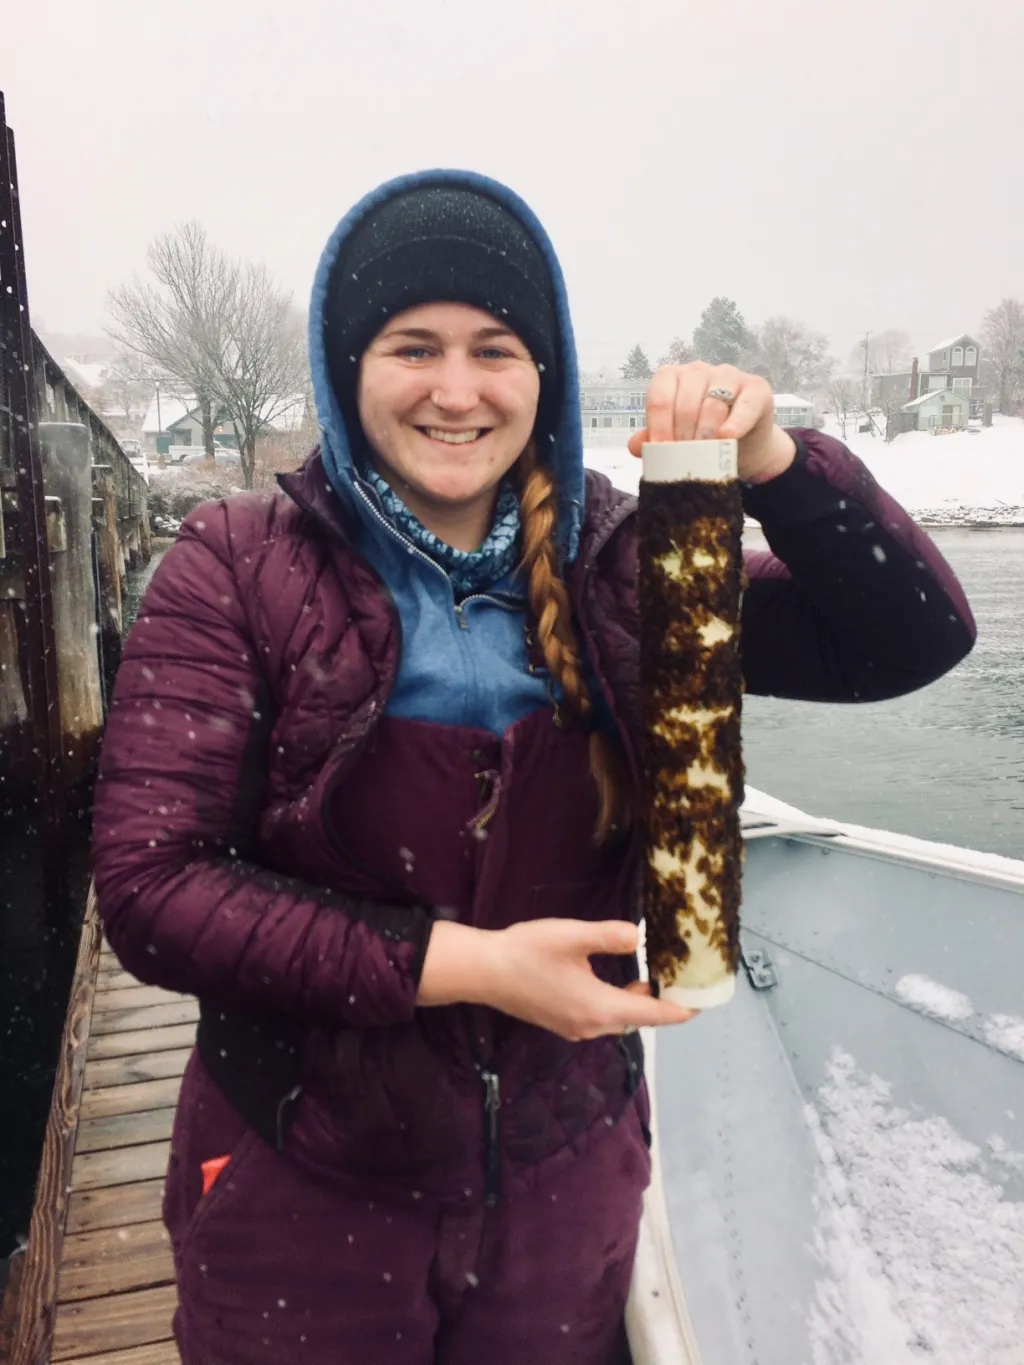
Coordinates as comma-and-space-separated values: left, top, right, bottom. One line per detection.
416, 918, 697, 1040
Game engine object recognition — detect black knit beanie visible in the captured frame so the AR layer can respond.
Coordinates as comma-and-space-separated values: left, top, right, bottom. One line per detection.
324, 186, 560, 440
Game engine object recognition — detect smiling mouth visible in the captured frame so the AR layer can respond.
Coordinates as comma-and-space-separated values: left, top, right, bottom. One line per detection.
417, 427, 490, 446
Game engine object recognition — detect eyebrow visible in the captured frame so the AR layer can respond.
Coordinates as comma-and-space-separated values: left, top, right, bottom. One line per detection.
381, 325, 519, 342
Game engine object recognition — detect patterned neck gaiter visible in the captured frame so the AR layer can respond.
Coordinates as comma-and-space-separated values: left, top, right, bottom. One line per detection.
362, 465, 522, 597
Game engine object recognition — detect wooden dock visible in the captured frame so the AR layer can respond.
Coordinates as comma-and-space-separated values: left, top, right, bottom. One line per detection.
5, 893, 193, 1364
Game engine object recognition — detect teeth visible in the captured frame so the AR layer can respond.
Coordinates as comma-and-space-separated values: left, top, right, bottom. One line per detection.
423, 428, 482, 445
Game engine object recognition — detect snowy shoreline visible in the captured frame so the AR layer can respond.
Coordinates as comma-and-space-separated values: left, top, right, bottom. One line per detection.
585, 414, 1024, 529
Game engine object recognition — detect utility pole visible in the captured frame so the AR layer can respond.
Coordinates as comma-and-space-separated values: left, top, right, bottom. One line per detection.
861, 331, 872, 406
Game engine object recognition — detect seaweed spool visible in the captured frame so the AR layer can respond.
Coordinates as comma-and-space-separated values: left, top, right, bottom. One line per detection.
638, 438, 745, 1008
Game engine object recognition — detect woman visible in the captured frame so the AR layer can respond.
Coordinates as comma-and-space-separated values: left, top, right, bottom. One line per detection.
92, 171, 976, 1365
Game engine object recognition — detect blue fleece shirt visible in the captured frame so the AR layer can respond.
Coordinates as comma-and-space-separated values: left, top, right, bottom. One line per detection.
307, 171, 588, 734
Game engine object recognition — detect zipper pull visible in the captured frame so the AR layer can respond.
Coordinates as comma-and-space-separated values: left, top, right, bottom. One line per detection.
454, 601, 469, 630
481, 1070, 501, 1208
483, 1070, 501, 1116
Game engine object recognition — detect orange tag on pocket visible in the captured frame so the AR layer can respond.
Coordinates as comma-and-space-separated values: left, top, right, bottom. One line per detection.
201, 1155, 231, 1196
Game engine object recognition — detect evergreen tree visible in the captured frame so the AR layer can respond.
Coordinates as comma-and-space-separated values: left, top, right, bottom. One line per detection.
620, 344, 653, 380
692, 297, 752, 366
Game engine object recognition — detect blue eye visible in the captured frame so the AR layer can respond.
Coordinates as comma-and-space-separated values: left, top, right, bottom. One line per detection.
397, 346, 432, 359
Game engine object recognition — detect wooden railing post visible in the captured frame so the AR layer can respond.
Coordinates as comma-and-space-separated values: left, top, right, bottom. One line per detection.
38, 423, 104, 785
91, 466, 124, 701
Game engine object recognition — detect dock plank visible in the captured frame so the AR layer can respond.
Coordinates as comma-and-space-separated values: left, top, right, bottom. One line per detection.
88, 1023, 196, 1062
8, 890, 102, 1365
61, 1342, 180, 1365
91, 1001, 198, 1036
67, 1181, 166, 1236
57, 1220, 174, 1305
10, 920, 188, 1365
84, 1050, 191, 1091
93, 987, 188, 1014
72, 1142, 171, 1193
94, 968, 144, 992
79, 1078, 184, 1122
51, 1283, 179, 1361
76, 1109, 176, 1155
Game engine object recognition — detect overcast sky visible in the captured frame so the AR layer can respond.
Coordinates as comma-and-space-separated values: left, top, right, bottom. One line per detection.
4, 0, 1021, 372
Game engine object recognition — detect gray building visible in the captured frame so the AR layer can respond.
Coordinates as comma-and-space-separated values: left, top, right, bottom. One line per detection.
926, 333, 982, 400
873, 333, 986, 418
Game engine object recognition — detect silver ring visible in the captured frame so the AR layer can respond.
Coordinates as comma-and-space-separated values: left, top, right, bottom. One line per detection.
707, 385, 736, 408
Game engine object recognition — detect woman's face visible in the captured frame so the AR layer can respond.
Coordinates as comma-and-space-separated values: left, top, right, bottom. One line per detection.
357, 301, 541, 519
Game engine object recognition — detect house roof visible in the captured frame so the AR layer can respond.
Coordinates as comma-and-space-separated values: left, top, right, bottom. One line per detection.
141, 392, 309, 435
259, 394, 309, 432
772, 394, 813, 407
901, 388, 970, 410
142, 394, 196, 434
928, 334, 979, 353
62, 358, 108, 393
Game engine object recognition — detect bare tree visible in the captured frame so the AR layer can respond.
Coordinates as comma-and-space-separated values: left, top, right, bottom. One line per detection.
848, 329, 913, 381
207, 265, 309, 490
656, 336, 696, 367
104, 349, 155, 430
745, 316, 834, 395
825, 376, 860, 440
106, 222, 234, 462
980, 298, 1024, 413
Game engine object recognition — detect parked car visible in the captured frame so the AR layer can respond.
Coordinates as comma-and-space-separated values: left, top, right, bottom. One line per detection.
181, 449, 241, 466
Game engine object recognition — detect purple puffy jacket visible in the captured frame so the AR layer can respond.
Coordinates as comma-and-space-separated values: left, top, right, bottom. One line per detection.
91, 435, 974, 1202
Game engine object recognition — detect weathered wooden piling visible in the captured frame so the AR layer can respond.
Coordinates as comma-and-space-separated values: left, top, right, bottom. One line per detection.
39, 423, 105, 785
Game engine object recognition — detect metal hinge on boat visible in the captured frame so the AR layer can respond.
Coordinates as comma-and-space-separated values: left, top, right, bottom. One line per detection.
741, 944, 779, 991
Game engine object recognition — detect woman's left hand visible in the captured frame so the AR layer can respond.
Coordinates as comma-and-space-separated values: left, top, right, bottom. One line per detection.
626, 362, 797, 484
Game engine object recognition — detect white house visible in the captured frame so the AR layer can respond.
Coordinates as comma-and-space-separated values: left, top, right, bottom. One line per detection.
899, 387, 970, 434
580, 381, 648, 447
773, 394, 814, 428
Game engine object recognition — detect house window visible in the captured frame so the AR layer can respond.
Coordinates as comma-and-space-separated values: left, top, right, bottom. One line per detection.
629, 416, 638, 428
952, 378, 971, 393
177, 429, 192, 446
602, 417, 612, 428
965, 346, 977, 367
952, 346, 964, 366
590, 417, 598, 428
941, 405, 956, 424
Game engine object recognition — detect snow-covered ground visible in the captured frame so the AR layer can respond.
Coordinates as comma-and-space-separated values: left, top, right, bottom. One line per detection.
584, 415, 1024, 527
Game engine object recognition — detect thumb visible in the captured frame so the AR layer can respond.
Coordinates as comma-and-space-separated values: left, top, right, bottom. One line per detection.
627, 427, 648, 459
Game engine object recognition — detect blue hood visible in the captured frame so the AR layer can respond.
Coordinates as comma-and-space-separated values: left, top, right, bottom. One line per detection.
307, 169, 585, 563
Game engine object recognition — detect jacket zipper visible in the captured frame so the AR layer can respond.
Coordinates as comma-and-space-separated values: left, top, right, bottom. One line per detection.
355, 485, 524, 624
453, 593, 522, 629
463, 1008, 502, 1207
481, 1069, 502, 1208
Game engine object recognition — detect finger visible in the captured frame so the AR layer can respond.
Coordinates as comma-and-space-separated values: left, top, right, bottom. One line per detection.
644, 368, 681, 444
610, 991, 698, 1031
695, 365, 744, 440
627, 427, 648, 458
563, 919, 639, 956
719, 376, 773, 441
671, 365, 714, 442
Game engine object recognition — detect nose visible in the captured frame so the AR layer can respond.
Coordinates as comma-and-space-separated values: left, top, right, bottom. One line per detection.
430, 352, 481, 415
